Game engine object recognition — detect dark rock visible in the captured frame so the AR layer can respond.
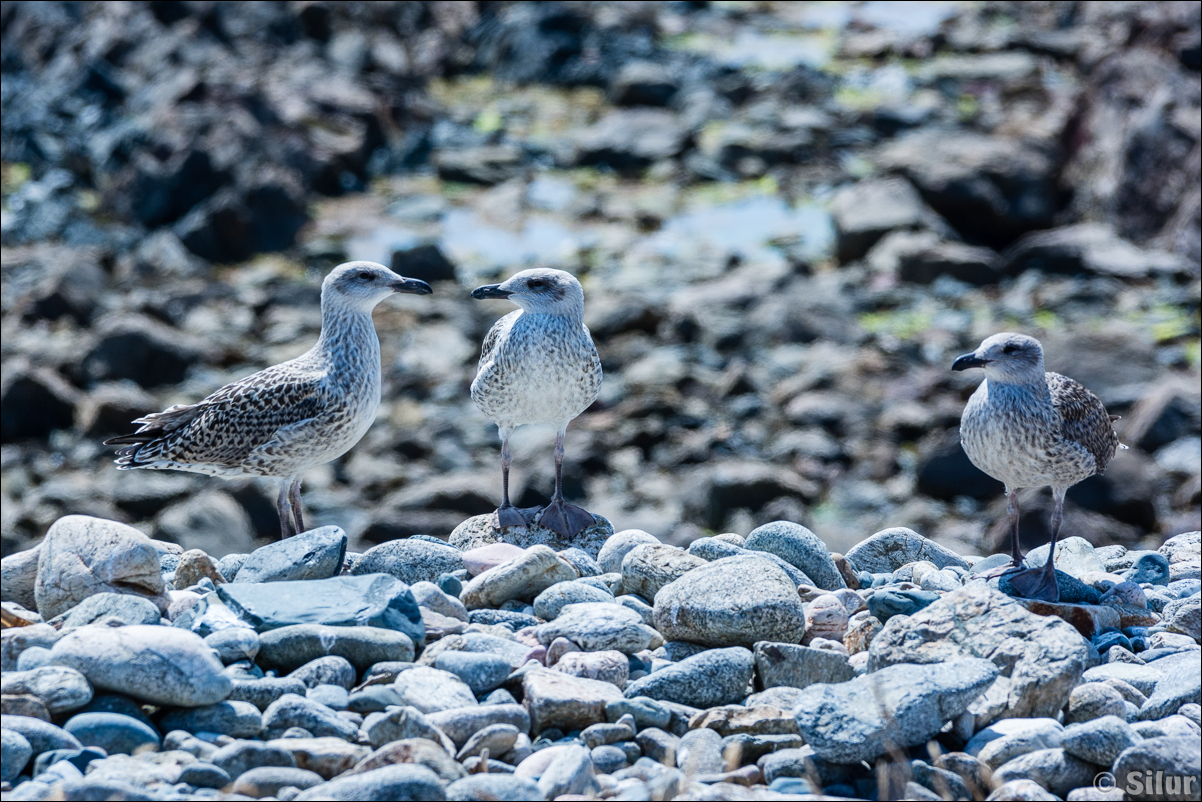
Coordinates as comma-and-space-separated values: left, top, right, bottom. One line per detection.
211, 740, 298, 780
80, 315, 208, 389
294, 763, 446, 801
177, 762, 232, 789
0, 363, 79, 442
391, 244, 458, 285
289, 656, 357, 690
867, 588, 941, 622
916, 431, 1002, 501
257, 624, 415, 673
218, 573, 423, 644
611, 61, 678, 107
683, 464, 816, 535
77, 383, 160, 438
435, 146, 524, 185
575, 109, 689, 175
233, 526, 348, 584
830, 178, 949, 262
262, 693, 358, 741
867, 230, 1002, 285
624, 647, 754, 709
62, 712, 160, 755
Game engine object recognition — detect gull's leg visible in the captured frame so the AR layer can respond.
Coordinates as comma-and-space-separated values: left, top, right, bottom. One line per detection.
276, 481, 295, 539
289, 478, 305, 535
1010, 487, 1063, 602
494, 427, 531, 529
538, 426, 595, 539
979, 486, 1026, 579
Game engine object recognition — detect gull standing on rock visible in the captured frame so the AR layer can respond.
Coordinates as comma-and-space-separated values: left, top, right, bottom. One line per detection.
470, 268, 603, 538
106, 262, 432, 539
953, 332, 1122, 602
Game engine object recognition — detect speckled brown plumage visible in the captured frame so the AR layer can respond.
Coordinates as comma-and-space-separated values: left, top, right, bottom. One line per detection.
953, 332, 1122, 602
105, 262, 431, 537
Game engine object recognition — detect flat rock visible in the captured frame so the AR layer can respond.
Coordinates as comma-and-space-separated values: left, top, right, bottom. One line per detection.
620, 544, 707, 602
450, 512, 612, 559
231, 766, 324, 798
62, 711, 160, 755
435, 651, 512, 696
393, 666, 477, 714
754, 642, 855, 690
257, 624, 415, 673
796, 658, 997, 764
160, 700, 263, 739
993, 748, 1097, 798
532, 580, 613, 620
218, 573, 424, 646
0, 714, 83, 754
1160, 532, 1201, 564
55, 593, 162, 630
744, 521, 845, 591
535, 602, 659, 654
211, 740, 298, 779
35, 515, 168, 619
353, 538, 466, 585
351, 738, 466, 782
462, 543, 526, 577
461, 545, 578, 610
624, 647, 755, 709
1, 666, 93, 716
686, 537, 815, 587
523, 668, 623, 734
1113, 736, 1202, 801
845, 527, 970, 573
1017, 599, 1121, 639
48, 624, 230, 707
233, 526, 347, 583
553, 650, 630, 688
262, 693, 358, 741
267, 737, 371, 780
869, 585, 1092, 718
362, 705, 450, 750
653, 555, 806, 648
1060, 715, 1140, 766
294, 763, 446, 801
229, 677, 308, 711
966, 718, 1065, 769
426, 704, 531, 749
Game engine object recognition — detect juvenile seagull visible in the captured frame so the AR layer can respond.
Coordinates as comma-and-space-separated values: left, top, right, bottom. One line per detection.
106, 262, 432, 539
470, 268, 602, 538
954, 332, 1121, 601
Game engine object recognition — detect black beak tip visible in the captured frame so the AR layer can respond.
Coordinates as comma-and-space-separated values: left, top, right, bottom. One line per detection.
952, 353, 985, 371
393, 278, 433, 295
470, 285, 511, 300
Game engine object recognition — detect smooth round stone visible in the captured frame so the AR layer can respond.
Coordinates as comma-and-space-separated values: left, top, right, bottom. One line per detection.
14, 645, 54, 671
0, 665, 93, 716
352, 539, 465, 585
410, 581, 468, 621
558, 548, 601, 578
843, 527, 970, 574
289, 656, 357, 690
231, 765, 325, 797
177, 761, 232, 789
233, 526, 348, 584
1, 728, 33, 783
591, 743, 628, 773
257, 625, 415, 674
744, 521, 844, 591
160, 700, 263, 738
867, 588, 940, 622
624, 647, 754, 709
48, 625, 230, 707
463, 544, 526, 578
347, 685, 405, 714
444, 774, 542, 801
0, 714, 82, 754
205, 627, 260, 664
63, 712, 160, 755
307, 684, 349, 711
1123, 553, 1171, 586
598, 531, 660, 575
56, 593, 163, 630
437, 573, 463, 598
229, 677, 308, 711
211, 740, 297, 779
435, 651, 513, 696
294, 763, 445, 800
262, 694, 358, 741
533, 581, 614, 620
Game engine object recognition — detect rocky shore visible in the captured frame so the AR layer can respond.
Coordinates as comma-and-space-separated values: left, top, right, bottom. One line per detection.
1, 515, 1199, 800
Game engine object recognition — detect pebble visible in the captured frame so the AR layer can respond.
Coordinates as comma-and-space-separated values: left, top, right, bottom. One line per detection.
435, 651, 512, 695
461, 545, 577, 610
1112, 736, 1202, 801
293, 763, 446, 801
445, 773, 543, 800
211, 739, 298, 779
536, 601, 659, 653
619, 544, 707, 601
1, 665, 93, 716
598, 530, 660, 574
290, 655, 359, 690
354, 538, 467, 586
393, 666, 478, 713
553, 649, 630, 688
49, 624, 230, 707
744, 521, 845, 591
159, 700, 264, 738
362, 705, 449, 750
230, 676, 309, 710
173, 549, 226, 589
754, 642, 855, 689
1060, 715, 1141, 765
653, 555, 805, 647
803, 593, 849, 644
34, 515, 168, 619
1065, 682, 1127, 723
523, 667, 623, 733
794, 658, 998, 763
231, 765, 325, 797
233, 526, 348, 584
426, 704, 531, 749
844, 527, 970, 573
993, 748, 1098, 798
257, 624, 415, 673
262, 693, 359, 741
62, 712, 160, 755
532, 579, 614, 619
55, 592, 162, 630
268, 736, 370, 779
176, 761, 231, 788
624, 647, 754, 709
1, 728, 33, 783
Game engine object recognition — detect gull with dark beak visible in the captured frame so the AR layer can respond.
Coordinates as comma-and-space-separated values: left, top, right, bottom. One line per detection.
107, 261, 432, 539
953, 332, 1122, 601
469, 268, 603, 539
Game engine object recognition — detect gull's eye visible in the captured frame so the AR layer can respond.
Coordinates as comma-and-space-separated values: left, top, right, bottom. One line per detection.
1003, 344, 1017, 355
527, 279, 546, 290
356, 271, 374, 282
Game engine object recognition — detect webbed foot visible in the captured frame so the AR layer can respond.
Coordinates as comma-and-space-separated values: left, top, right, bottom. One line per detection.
538, 500, 596, 539
1009, 565, 1060, 602
493, 505, 540, 530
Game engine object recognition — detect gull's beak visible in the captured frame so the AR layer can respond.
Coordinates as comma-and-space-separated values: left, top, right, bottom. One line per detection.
952, 353, 988, 371
391, 277, 433, 295
470, 284, 512, 300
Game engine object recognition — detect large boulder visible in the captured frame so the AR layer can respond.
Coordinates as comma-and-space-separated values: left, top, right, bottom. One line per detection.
868, 585, 1092, 718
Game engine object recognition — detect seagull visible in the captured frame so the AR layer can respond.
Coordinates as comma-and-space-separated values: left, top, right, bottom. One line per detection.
106, 262, 432, 539
469, 268, 603, 538
953, 332, 1122, 601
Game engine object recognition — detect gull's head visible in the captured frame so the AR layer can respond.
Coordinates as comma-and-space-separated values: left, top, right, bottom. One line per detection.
323, 261, 432, 313
470, 268, 584, 317
953, 332, 1045, 384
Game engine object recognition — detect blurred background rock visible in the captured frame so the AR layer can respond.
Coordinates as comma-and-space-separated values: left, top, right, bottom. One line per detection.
1, 1, 1198, 560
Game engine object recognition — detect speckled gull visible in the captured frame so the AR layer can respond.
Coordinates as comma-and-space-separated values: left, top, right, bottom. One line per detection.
470, 268, 603, 538
954, 332, 1122, 601
106, 262, 432, 539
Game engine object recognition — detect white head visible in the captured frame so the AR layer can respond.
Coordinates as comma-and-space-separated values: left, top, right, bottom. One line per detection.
322, 261, 432, 314
470, 268, 585, 317
953, 332, 1046, 385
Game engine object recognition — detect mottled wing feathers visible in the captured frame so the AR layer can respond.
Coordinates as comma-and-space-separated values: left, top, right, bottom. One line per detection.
477, 310, 521, 371
108, 363, 327, 470
1047, 371, 1120, 475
